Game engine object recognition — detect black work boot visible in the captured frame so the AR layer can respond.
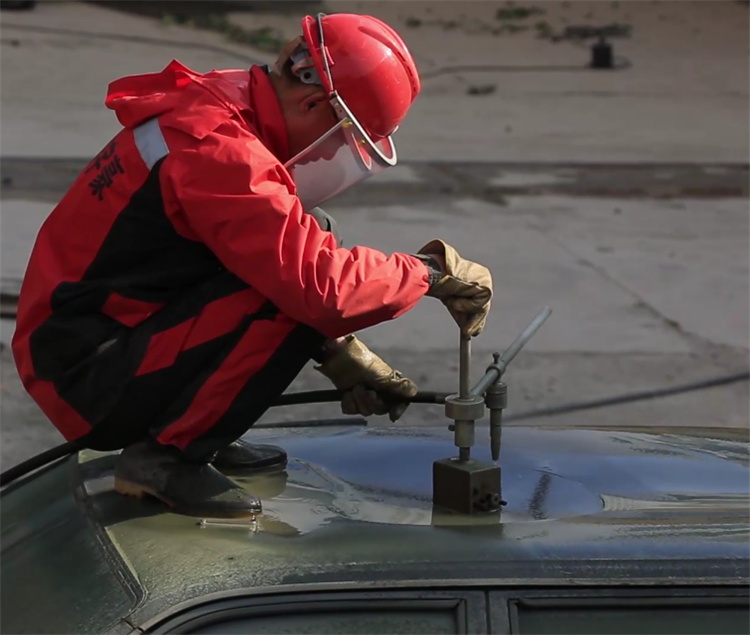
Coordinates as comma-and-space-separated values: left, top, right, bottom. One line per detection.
114, 441, 262, 518
212, 439, 287, 472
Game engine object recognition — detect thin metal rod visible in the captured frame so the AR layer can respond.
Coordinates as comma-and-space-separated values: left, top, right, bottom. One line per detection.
470, 370, 502, 400
459, 335, 471, 399
471, 353, 501, 402
498, 306, 552, 368
470, 307, 552, 397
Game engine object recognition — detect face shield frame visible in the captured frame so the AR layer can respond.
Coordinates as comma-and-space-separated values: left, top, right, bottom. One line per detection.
283, 13, 399, 210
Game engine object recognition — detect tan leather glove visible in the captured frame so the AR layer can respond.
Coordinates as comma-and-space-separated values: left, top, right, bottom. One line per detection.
418, 239, 493, 337
315, 335, 417, 422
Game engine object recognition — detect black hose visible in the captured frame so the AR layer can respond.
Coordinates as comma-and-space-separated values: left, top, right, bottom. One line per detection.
502, 370, 750, 422
272, 390, 450, 407
1, 371, 747, 488
0, 393, 447, 487
0, 440, 81, 488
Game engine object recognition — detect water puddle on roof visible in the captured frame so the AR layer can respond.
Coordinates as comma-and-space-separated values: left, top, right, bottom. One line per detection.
226, 457, 604, 536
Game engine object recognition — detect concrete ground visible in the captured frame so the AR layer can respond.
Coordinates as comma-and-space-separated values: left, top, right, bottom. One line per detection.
0, 1, 748, 469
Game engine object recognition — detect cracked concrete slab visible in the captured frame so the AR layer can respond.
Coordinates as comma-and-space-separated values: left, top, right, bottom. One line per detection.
517, 196, 750, 349
326, 197, 693, 355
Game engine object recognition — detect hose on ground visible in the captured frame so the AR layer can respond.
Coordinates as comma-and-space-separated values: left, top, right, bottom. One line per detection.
1, 371, 747, 488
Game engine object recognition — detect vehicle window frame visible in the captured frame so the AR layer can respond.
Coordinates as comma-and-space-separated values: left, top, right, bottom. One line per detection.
487, 587, 749, 635
147, 589, 488, 634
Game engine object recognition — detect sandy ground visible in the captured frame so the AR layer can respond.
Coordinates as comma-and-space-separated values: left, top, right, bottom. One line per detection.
0, 1, 748, 469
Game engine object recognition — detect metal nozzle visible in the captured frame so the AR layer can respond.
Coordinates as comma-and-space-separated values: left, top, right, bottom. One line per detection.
486, 378, 507, 461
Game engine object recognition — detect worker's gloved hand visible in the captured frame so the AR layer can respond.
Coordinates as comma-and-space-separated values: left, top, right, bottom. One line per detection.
315, 335, 417, 422
418, 239, 493, 337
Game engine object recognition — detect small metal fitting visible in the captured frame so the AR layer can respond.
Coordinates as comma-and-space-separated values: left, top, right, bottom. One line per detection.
485, 381, 507, 410
486, 350, 508, 379
444, 394, 485, 422
454, 420, 475, 449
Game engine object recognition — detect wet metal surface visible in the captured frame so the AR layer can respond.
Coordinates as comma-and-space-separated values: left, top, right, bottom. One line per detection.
90, 426, 749, 587
3, 423, 748, 632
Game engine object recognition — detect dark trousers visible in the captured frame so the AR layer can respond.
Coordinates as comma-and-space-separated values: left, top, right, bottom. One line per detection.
77, 208, 340, 460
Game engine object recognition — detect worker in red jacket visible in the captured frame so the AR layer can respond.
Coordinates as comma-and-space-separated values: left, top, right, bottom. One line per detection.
12, 13, 492, 518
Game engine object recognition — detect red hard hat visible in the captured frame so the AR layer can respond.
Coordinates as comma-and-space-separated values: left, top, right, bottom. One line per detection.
301, 13, 421, 140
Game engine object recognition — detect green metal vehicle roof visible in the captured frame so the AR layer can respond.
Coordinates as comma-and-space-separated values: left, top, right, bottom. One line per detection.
2, 423, 748, 633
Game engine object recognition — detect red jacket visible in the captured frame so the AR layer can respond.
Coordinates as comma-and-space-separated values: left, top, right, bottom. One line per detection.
12, 61, 429, 438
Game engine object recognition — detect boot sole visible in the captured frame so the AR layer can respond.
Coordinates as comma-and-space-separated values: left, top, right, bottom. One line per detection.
114, 477, 261, 519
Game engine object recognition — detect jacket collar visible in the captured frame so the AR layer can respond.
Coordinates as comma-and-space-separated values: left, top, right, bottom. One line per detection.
245, 65, 291, 163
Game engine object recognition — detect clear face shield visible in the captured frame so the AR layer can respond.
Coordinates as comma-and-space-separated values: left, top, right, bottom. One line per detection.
285, 95, 397, 210
283, 15, 398, 210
